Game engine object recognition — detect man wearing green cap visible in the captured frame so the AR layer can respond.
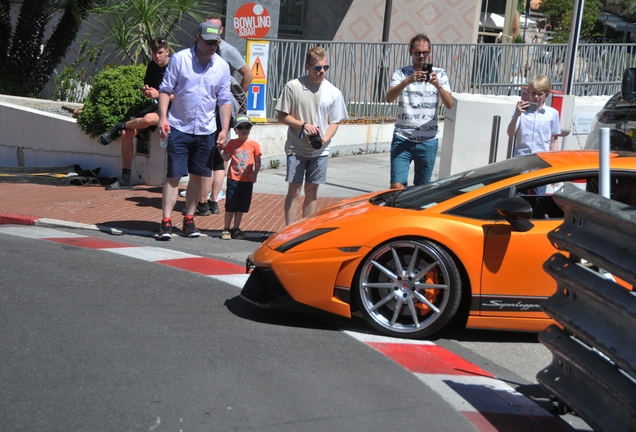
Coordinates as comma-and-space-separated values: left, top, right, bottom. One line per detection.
156, 21, 232, 240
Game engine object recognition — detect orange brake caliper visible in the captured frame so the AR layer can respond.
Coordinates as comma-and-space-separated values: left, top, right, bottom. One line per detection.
414, 270, 440, 314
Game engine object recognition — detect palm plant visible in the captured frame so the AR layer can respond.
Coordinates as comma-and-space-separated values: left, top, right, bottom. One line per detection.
91, 0, 219, 65
0, 0, 95, 97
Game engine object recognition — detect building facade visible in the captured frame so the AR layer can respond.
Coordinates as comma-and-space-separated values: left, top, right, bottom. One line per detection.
225, 0, 481, 56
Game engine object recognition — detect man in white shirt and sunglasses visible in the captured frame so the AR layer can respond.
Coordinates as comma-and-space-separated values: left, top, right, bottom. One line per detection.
276, 47, 348, 225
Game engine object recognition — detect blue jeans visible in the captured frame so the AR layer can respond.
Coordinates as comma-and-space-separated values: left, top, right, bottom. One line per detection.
390, 134, 438, 186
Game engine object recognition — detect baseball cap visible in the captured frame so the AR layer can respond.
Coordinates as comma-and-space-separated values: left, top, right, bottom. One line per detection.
198, 22, 221, 40
234, 115, 252, 127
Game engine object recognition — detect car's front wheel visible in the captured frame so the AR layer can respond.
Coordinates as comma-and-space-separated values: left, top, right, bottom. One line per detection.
354, 239, 462, 339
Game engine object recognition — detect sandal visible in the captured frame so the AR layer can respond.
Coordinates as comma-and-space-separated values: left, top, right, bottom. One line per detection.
221, 230, 231, 240
98, 123, 123, 145
230, 228, 245, 239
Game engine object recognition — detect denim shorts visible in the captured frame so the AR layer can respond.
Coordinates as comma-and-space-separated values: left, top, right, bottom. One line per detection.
390, 134, 438, 186
285, 154, 328, 184
225, 178, 253, 213
166, 129, 216, 178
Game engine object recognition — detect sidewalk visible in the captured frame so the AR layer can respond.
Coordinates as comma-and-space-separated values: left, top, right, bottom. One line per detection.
0, 152, 422, 238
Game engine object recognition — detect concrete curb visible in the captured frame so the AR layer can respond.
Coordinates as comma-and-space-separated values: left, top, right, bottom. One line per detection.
0, 212, 151, 237
0, 212, 270, 240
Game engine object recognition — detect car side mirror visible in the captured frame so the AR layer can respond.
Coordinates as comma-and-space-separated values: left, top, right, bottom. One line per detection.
493, 197, 534, 232
622, 68, 636, 102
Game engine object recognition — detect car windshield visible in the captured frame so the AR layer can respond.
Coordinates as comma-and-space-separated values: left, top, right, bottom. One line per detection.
372, 154, 550, 210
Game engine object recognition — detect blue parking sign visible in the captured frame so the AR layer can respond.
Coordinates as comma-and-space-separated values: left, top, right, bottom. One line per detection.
247, 83, 266, 119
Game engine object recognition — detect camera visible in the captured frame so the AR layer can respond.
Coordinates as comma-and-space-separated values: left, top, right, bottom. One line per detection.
526, 102, 538, 113
309, 134, 322, 149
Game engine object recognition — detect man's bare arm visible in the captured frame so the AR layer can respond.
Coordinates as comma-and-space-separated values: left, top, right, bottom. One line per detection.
237, 65, 254, 93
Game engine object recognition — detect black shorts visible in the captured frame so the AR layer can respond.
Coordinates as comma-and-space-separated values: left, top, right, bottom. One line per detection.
135, 105, 159, 132
207, 145, 224, 171
225, 178, 253, 213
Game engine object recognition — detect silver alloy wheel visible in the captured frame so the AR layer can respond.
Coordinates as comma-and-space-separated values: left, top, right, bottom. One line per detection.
357, 240, 459, 337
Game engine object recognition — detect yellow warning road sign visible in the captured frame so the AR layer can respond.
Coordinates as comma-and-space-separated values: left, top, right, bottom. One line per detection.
251, 57, 266, 80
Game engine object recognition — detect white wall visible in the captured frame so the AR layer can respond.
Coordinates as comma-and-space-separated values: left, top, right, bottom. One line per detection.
440, 93, 612, 177
0, 96, 395, 185
0, 96, 167, 186
1, 93, 612, 185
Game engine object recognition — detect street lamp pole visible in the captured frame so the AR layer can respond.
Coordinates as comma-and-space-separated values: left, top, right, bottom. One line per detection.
523, 0, 530, 41
562, 0, 585, 95
382, 0, 392, 42
377, 0, 393, 102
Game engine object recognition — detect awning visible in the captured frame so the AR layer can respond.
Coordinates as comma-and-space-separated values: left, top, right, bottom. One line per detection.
479, 12, 505, 30
519, 14, 538, 29
599, 11, 636, 33
479, 12, 537, 31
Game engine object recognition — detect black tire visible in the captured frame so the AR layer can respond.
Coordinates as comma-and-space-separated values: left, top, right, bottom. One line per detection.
353, 239, 463, 339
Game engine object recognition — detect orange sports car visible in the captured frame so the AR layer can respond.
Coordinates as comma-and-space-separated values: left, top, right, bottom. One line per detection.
241, 151, 636, 338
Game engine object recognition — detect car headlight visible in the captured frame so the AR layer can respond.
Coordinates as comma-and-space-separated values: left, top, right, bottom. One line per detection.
274, 228, 337, 253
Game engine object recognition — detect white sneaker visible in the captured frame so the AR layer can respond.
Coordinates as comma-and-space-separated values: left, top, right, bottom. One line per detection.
181, 190, 212, 200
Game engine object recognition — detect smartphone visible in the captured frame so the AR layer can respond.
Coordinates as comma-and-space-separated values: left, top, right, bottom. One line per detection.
526, 102, 538, 113
423, 63, 433, 81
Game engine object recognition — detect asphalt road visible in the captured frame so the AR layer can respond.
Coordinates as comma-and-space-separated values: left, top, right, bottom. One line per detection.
1, 229, 480, 432
0, 225, 594, 431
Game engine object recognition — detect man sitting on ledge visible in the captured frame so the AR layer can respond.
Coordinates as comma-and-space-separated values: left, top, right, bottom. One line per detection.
98, 37, 172, 188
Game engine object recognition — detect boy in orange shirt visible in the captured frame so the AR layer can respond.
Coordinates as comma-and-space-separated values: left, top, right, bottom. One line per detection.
218, 115, 262, 239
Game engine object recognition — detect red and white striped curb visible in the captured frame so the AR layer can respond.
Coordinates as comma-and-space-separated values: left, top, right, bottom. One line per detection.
0, 225, 249, 287
346, 332, 572, 431
0, 223, 572, 431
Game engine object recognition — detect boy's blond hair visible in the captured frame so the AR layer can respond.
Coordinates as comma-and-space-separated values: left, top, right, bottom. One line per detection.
529, 75, 552, 93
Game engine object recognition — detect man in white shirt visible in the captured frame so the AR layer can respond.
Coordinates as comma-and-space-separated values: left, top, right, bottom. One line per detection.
276, 47, 349, 225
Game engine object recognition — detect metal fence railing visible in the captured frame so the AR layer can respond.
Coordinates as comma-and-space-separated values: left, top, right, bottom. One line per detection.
263, 40, 636, 120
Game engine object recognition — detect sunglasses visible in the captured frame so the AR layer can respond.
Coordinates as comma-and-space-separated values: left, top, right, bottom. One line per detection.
410, 50, 431, 57
201, 38, 218, 46
236, 124, 252, 130
310, 65, 330, 72
153, 38, 166, 45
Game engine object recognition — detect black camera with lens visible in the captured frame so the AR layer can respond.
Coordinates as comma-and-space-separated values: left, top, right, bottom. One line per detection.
309, 134, 322, 149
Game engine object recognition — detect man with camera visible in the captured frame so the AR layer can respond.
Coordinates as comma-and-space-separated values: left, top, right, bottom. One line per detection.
275, 46, 348, 225
386, 34, 453, 189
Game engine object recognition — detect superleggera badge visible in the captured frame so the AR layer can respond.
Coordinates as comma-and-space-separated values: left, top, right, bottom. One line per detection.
481, 300, 542, 311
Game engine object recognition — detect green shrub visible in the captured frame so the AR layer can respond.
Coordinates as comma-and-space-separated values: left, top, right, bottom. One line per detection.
77, 64, 151, 138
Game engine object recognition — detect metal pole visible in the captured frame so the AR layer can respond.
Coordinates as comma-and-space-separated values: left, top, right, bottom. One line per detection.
376, 0, 393, 102
598, 126, 615, 281
489, 115, 501, 163
599, 127, 610, 198
562, 0, 585, 95
523, 0, 530, 41
507, 136, 516, 159
382, 0, 393, 42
